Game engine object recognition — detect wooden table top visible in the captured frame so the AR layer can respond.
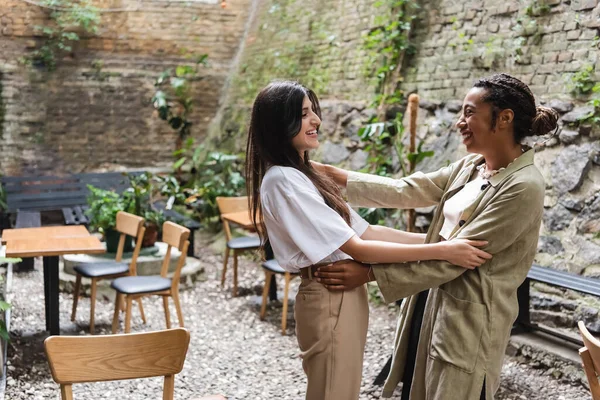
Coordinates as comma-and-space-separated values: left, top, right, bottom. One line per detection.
1, 225, 90, 244
5, 236, 105, 258
221, 211, 255, 230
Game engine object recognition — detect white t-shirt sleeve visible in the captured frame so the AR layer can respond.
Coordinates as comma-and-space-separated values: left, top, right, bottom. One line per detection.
349, 205, 369, 237
264, 182, 360, 265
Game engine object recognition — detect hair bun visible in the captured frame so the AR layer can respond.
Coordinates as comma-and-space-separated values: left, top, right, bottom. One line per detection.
531, 105, 559, 136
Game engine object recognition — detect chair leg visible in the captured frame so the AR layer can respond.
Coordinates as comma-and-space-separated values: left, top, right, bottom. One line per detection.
125, 296, 133, 334
232, 250, 238, 297
71, 274, 81, 321
221, 247, 230, 287
260, 270, 272, 320
282, 272, 291, 335
163, 296, 171, 329
172, 292, 184, 328
112, 293, 122, 334
137, 298, 146, 324
89, 278, 97, 335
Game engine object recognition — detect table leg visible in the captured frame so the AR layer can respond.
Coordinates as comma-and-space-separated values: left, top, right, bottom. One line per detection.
43, 256, 60, 335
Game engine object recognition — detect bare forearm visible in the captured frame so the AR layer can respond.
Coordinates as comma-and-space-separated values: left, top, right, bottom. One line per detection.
340, 236, 443, 264
324, 164, 349, 188
361, 225, 426, 244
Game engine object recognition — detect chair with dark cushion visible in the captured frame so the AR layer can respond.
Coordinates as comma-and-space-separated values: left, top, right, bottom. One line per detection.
216, 196, 260, 297
71, 211, 146, 334
111, 221, 190, 333
259, 259, 299, 335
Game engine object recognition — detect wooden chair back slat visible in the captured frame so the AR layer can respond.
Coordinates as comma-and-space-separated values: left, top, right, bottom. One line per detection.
215, 196, 249, 214
159, 222, 190, 278
162, 221, 190, 250
44, 328, 190, 385
216, 196, 249, 242
116, 211, 144, 238
171, 240, 190, 289
578, 321, 600, 400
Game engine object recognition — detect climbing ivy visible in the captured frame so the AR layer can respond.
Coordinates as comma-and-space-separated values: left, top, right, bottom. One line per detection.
362, 0, 418, 113
210, 0, 338, 147
23, 0, 101, 71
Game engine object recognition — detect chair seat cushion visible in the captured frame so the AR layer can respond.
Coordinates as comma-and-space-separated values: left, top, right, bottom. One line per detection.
227, 236, 260, 250
262, 259, 286, 274
111, 276, 172, 295
73, 262, 129, 278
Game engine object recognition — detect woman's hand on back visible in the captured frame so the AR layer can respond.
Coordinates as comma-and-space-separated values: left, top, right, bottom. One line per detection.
442, 239, 492, 269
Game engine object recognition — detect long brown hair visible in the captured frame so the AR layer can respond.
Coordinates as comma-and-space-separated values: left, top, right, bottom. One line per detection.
245, 81, 351, 250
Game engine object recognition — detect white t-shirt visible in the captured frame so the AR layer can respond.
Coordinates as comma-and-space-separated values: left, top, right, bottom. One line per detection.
439, 174, 487, 240
260, 166, 369, 273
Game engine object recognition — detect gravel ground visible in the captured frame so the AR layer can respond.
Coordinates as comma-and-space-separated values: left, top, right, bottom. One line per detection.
4, 241, 592, 399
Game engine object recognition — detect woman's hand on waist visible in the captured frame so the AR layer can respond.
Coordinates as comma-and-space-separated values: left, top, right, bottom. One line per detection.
314, 260, 373, 291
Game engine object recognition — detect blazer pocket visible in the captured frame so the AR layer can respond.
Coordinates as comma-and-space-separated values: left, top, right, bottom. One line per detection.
429, 288, 485, 373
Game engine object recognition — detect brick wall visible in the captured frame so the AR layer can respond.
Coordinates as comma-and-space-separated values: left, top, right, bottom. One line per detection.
402, 0, 600, 101
0, 0, 252, 175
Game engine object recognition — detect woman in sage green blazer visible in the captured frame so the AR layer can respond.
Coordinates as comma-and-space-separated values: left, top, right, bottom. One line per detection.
314, 73, 560, 399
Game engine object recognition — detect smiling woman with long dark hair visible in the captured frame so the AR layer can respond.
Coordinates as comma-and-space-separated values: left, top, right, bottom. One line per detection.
244, 80, 492, 400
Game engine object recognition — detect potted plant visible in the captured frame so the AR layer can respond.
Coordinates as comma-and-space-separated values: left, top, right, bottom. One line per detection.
86, 185, 133, 253
125, 173, 166, 248
142, 209, 166, 247
0, 256, 20, 378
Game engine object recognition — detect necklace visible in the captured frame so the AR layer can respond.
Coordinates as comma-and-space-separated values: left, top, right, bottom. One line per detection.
477, 147, 526, 180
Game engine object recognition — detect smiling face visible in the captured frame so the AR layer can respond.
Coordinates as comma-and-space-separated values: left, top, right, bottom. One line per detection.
291, 95, 321, 157
455, 87, 499, 154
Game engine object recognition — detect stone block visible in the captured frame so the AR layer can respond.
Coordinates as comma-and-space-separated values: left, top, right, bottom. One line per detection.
563, 21, 579, 31
487, 22, 500, 33
557, 51, 574, 62
572, 0, 599, 11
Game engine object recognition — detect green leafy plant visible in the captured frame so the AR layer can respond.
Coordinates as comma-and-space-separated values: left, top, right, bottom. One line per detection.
24, 0, 100, 71
0, 257, 21, 341
180, 147, 246, 228
577, 98, 600, 126
357, 113, 434, 226
566, 65, 600, 97
362, 0, 418, 114
86, 185, 133, 234
152, 55, 208, 150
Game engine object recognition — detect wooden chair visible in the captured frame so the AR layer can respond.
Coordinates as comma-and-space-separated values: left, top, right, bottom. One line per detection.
216, 196, 260, 297
44, 328, 224, 400
259, 259, 299, 335
111, 221, 190, 333
578, 321, 600, 400
71, 211, 146, 334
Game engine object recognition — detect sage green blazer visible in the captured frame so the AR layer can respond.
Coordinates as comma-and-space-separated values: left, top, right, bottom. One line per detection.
346, 149, 544, 400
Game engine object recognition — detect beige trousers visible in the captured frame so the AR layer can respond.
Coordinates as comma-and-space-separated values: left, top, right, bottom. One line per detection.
294, 278, 369, 400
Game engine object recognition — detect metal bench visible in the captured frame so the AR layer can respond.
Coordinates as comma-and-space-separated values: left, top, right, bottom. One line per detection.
1, 172, 201, 259
513, 264, 600, 347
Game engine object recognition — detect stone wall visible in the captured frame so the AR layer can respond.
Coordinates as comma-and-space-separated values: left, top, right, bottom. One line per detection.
0, 0, 252, 175
206, 0, 382, 149
402, 0, 600, 101
210, 0, 600, 330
